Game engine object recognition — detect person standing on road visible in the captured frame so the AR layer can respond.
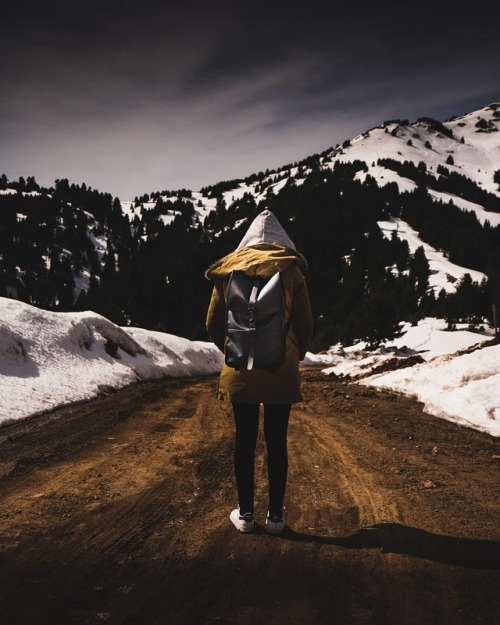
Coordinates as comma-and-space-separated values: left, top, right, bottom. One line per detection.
205, 210, 313, 535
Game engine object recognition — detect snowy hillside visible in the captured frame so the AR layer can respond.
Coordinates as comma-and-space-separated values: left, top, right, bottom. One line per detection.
377, 219, 486, 294
174, 101, 500, 228
139, 100, 499, 297
1, 99, 499, 351
337, 105, 500, 208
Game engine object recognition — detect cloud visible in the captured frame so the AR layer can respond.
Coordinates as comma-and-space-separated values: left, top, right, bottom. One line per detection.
0, 3, 499, 198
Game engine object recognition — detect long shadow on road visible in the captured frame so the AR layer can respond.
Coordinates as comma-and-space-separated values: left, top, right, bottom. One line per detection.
280, 523, 500, 570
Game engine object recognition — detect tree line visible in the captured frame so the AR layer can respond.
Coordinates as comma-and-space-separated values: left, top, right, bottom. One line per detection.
0, 164, 498, 349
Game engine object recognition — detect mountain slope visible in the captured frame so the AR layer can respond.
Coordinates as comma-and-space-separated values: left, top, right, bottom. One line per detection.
1, 101, 499, 346
182, 101, 500, 226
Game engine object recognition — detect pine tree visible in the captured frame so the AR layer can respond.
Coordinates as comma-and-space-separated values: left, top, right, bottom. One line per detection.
359, 290, 401, 348
409, 246, 430, 296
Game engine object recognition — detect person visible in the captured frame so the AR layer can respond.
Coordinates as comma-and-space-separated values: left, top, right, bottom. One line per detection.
205, 210, 313, 535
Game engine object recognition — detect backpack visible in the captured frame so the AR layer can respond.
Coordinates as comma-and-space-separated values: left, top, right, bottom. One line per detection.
224, 270, 287, 371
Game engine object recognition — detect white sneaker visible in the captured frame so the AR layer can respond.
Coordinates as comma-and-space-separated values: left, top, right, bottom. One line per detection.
230, 509, 255, 533
266, 510, 286, 535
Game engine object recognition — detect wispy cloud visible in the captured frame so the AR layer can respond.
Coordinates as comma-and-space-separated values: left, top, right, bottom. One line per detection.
0, 3, 498, 198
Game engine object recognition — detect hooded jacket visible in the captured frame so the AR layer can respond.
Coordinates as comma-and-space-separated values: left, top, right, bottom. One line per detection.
205, 210, 313, 404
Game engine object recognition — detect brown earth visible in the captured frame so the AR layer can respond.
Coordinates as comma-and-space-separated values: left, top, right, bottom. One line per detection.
0, 368, 499, 625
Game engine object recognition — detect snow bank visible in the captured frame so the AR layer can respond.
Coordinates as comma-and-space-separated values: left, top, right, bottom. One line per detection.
362, 344, 500, 437
304, 318, 499, 438
0, 297, 222, 426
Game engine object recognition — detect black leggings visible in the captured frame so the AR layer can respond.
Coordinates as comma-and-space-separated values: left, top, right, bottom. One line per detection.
232, 402, 291, 516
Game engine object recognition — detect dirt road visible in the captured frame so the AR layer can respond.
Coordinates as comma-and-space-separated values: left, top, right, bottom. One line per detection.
0, 369, 499, 625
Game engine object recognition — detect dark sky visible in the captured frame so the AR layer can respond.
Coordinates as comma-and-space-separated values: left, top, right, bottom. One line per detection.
1, 1, 499, 199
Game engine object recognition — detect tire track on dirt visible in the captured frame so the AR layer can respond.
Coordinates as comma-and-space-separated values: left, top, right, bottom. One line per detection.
0, 372, 499, 625
289, 404, 402, 532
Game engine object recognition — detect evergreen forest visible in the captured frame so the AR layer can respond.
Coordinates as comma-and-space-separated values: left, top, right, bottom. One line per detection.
1, 158, 499, 351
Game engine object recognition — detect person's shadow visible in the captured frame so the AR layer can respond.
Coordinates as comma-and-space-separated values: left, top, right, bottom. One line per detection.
277, 523, 500, 569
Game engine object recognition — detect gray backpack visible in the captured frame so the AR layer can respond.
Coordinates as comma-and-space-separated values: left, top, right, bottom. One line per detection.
225, 270, 286, 370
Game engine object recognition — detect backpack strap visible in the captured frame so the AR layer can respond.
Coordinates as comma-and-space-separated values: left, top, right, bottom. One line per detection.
246, 278, 260, 370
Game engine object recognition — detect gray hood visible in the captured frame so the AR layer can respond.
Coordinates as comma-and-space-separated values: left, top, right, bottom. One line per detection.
237, 210, 296, 251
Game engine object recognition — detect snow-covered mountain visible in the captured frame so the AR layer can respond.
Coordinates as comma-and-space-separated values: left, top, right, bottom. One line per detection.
146, 100, 500, 229
133, 100, 499, 298
1, 100, 499, 345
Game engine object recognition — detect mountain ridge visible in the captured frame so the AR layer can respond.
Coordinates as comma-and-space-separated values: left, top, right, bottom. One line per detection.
137, 100, 499, 225
1, 99, 499, 347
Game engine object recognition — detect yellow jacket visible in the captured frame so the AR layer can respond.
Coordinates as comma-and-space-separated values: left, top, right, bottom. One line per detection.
205, 244, 313, 403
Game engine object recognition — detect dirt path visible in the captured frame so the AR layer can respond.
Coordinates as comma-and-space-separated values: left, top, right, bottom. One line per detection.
0, 369, 499, 625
